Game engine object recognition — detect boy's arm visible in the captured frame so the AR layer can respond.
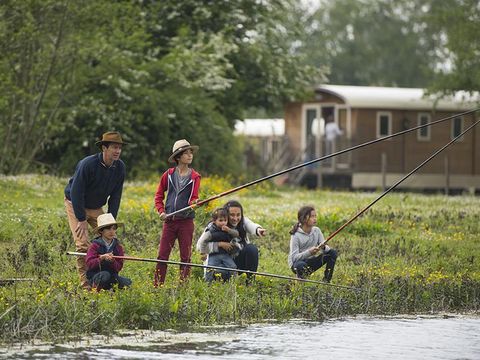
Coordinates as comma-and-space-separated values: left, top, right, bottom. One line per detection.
154, 172, 168, 214
85, 242, 101, 270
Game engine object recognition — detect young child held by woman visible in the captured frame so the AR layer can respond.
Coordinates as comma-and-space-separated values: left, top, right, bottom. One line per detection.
207, 207, 243, 257
288, 205, 338, 282
197, 200, 266, 283
201, 207, 241, 282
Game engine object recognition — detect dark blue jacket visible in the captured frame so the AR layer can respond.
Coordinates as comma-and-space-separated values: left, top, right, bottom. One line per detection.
64, 153, 126, 221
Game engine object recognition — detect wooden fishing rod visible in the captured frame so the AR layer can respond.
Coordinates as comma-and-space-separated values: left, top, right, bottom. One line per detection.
67, 251, 358, 290
324, 117, 480, 244
165, 108, 480, 218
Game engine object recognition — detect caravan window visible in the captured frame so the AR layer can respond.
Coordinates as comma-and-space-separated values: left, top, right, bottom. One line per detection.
417, 113, 431, 141
376, 112, 392, 138
452, 117, 464, 140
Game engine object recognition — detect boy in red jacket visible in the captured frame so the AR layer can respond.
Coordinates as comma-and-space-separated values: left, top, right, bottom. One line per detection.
154, 139, 201, 285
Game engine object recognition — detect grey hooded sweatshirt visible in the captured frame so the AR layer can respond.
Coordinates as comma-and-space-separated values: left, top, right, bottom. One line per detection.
288, 226, 331, 268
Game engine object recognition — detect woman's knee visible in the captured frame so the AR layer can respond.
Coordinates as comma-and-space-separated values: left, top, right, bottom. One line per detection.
244, 244, 259, 258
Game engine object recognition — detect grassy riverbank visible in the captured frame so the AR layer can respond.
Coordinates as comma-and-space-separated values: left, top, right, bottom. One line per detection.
1, 175, 479, 342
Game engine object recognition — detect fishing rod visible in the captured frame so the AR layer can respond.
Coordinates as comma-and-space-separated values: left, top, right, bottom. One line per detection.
0, 278, 35, 286
324, 117, 480, 244
166, 108, 480, 218
66, 251, 357, 290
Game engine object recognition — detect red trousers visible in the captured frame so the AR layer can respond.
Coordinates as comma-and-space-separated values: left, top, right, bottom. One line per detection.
154, 218, 194, 285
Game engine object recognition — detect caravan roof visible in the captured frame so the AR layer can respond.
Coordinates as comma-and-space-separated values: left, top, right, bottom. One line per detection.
316, 84, 479, 111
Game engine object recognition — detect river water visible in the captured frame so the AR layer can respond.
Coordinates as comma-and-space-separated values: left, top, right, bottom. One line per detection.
2, 315, 479, 359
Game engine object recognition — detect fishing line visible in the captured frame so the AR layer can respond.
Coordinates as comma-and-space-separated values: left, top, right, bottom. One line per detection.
0, 278, 35, 286
324, 117, 480, 244
66, 251, 358, 290
166, 108, 480, 218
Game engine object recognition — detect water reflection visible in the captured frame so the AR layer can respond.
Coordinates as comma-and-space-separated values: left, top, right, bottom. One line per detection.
2, 315, 479, 359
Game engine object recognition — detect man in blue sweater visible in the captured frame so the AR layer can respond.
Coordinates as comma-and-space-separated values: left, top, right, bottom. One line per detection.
64, 131, 127, 288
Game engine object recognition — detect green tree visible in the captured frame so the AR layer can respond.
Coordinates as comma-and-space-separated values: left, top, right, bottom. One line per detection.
0, 0, 98, 174
1, 0, 321, 177
424, 0, 480, 93
302, 0, 436, 87
143, 0, 322, 123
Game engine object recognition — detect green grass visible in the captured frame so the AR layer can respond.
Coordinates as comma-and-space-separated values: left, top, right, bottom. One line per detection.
0, 174, 479, 342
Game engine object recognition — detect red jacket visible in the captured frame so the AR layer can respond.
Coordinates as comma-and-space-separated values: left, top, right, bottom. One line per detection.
154, 167, 201, 218
85, 238, 124, 279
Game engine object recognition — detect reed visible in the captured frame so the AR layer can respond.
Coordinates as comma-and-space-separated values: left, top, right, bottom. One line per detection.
0, 175, 479, 343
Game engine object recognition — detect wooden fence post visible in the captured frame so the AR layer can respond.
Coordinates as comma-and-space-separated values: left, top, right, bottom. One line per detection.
381, 152, 387, 191
444, 156, 450, 195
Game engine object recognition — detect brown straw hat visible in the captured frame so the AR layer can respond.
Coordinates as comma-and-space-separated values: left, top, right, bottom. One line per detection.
168, 139, 199, 163
95, 131, 128, 148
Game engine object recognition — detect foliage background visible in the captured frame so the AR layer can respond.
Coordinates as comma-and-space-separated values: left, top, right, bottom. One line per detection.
0, 0, 321, 176
1, 0, 478, 177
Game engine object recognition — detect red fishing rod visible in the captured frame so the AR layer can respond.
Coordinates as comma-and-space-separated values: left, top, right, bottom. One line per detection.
323, 117, 480, 245
66, 251, 358, 290
165, 108, 480, 218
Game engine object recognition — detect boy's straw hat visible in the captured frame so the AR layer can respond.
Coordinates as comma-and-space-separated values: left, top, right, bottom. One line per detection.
95, 131, 129, 148
168, 139, 199, 163
94, 213, 123, 233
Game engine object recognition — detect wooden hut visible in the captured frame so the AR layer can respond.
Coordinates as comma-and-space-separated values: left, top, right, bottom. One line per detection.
282, 85, 480, 192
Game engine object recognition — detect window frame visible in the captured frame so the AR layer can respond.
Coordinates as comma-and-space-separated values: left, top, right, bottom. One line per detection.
451, 116, 464, 141
376, 111, 392, 139
417, 112, 431, 141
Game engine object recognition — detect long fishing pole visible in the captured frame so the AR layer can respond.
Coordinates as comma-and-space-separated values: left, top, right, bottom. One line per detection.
0, 278, 35, 286
166, 108, 480, 218
324, 117, 480, 244
66, 251, 357, 290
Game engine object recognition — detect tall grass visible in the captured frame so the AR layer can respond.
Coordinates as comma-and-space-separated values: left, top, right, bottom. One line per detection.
0, 175, 479, 343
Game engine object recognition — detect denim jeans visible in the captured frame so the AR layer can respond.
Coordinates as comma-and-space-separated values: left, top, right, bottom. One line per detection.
234, 243, 259, 273
89, 271, 132, 290
205, 253, 237, 282
292, 249, 338, 282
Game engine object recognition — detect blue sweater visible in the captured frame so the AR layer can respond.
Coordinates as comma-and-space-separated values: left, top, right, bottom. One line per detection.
64, 153, 126, 221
